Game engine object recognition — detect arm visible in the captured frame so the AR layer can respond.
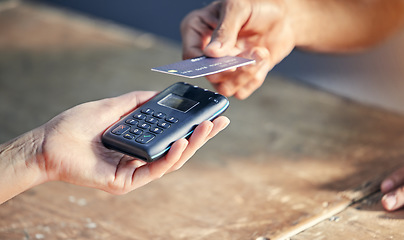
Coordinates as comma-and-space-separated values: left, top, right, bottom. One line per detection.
0, 129, 46, 203
181, 0, 404, 99
0, 91, 230, 204
182, 0, 404, 212
289, 0, 404, 52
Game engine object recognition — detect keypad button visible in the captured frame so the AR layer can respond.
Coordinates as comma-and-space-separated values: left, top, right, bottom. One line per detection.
111, 125, 130, 135
123, 133, 134, 140
138, 123, 151, 130
153, 112, 166, 119
125, 119, 138, 125
165, 116, 179, 123
146, 116, 159, 124
141, 108, 154, 115
150, 127, 163, 134
129, 128, 143, 135
136, 133, 155, 144
157, 122, 171, 129
134, 113, 147, 120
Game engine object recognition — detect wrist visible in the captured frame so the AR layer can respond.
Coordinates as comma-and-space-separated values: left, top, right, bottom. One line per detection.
283, 0, 318, 50
0, 127, 48, 203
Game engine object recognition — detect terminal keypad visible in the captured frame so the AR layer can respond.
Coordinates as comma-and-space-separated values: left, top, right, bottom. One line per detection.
111, 108, 179, 144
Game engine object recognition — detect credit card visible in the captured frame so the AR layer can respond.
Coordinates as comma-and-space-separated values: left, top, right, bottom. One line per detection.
151, 56, 255, 78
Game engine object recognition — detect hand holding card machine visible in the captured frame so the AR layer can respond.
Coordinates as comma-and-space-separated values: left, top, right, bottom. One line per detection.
102, 82, 229, 162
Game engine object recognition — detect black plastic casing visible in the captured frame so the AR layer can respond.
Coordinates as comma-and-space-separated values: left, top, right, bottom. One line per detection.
101, 82, 229, 162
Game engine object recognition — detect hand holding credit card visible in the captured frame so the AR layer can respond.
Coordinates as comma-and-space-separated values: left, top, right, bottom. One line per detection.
151, 56, 255, 78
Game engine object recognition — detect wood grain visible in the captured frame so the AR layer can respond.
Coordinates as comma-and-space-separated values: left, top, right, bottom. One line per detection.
1, 2, 404, 240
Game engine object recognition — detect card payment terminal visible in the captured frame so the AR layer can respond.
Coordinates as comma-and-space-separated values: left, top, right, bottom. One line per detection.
102, 82, 229, 162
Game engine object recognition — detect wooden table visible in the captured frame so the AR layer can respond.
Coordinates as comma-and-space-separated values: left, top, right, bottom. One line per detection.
1, 2, 404, 239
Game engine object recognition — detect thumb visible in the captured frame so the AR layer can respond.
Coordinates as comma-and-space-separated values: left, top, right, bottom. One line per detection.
204, 1, 251, 57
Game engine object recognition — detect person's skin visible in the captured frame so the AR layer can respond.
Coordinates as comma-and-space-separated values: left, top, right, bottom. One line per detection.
0, 91, 230, 204
181, 0, 404, 211
181, 0, 404, 100
381, 169, 404, 211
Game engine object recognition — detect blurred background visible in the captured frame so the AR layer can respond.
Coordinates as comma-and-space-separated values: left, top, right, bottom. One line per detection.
22, 0, 404, 116
1, 2, 404, 239
36, 0, 404, 115
36, 0, 214, 42
1, 0, 404, 145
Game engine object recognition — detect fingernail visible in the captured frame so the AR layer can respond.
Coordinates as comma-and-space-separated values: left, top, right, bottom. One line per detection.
381, 179, 394, 192
222, 118, 230, 129
383, 193, 397, 210
208, 41, 222, 50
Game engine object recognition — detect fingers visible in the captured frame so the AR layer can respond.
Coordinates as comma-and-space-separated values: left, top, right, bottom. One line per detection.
204, 0, 252, 57
206, 47, 271, 99
110, 116, 229, 194
181, 0, 253, 58
146, 139, 189, 178
181, 2, 221, 59
381, 167, 404, 193
111, 159, 147, 193
100, 91, 157, 122
167, 121, 213, 172
382, 186, 404, 211
380, 166, 404, 211
235, 48, 272, 99
126, 139, 189, 192
206, 116, 231, 141
114, 91, 157, 110
167, 116, 230, 172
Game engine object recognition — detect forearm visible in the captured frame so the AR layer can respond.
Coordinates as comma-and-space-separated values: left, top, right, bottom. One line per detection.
286, 0, 404, 53
0, 128, 47, 204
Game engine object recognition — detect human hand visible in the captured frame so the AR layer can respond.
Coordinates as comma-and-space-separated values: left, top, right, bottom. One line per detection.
381, 166, 404, 211
181, 0, 296, 99
39, 91, 230, 195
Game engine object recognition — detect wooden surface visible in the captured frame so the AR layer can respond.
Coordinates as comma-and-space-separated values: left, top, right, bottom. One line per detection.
1, 2, 404, 239
293, 192, 404, 240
